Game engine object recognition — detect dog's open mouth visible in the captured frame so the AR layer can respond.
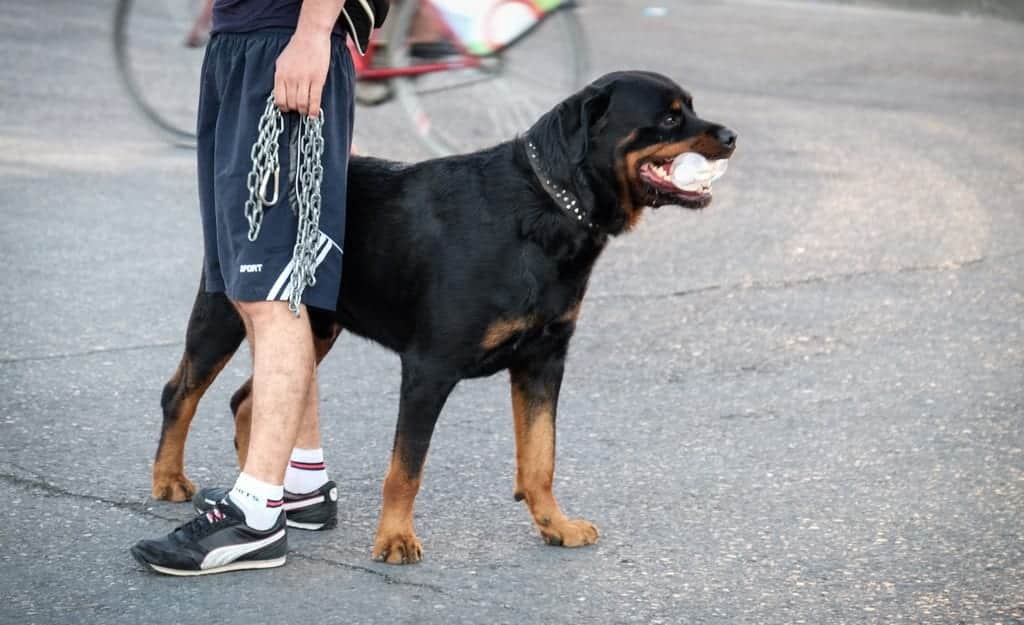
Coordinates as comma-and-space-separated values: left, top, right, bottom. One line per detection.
637, 158, 713, 209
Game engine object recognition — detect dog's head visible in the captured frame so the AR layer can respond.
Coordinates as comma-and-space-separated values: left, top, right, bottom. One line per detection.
524, 71, 736, 235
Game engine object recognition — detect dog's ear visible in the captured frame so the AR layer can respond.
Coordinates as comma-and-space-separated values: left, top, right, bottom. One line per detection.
565, 85, 612, 166
527, 83, 612, 171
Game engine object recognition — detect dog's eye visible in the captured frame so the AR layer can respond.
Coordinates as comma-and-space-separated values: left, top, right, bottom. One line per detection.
660, 114, 680, 129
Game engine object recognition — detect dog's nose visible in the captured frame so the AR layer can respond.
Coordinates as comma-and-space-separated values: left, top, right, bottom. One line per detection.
715, 127, 737, 150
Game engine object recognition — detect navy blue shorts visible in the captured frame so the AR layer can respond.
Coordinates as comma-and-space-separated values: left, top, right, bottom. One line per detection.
197, 29, 354, 311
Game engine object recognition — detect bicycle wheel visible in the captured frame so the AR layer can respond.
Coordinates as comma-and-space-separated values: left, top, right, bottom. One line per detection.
388, 2, 588, 157
113, 0, 205, 146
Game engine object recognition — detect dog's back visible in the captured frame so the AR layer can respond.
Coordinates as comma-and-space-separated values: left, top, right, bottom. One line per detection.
337, 149, 546, 357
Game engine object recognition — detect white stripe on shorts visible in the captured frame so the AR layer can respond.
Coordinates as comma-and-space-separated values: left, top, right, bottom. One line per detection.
276, 232, 334, 302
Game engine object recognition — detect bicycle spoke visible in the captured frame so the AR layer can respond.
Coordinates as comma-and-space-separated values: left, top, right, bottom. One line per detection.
388, 6, 588, 156
410, 72, 502, 97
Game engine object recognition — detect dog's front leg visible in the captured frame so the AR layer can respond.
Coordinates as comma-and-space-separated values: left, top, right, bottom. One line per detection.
509, 356, 599, 548
153, 285, 245, 501
372, 358, 457, 564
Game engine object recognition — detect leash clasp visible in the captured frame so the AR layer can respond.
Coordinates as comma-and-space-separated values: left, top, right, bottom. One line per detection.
258, 165, 280, 206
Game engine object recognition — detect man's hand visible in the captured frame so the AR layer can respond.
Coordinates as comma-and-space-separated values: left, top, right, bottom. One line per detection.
273, 0, 345, 118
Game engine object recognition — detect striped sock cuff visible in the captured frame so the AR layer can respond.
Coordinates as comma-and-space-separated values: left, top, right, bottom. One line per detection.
289, 460, 326, 471
266, 498, 284, 509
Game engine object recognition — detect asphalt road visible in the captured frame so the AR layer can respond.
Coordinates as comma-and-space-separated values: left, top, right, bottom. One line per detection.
1, 1, 1022, 624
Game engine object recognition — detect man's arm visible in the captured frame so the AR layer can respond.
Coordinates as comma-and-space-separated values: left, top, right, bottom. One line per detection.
274, 0, 346, 118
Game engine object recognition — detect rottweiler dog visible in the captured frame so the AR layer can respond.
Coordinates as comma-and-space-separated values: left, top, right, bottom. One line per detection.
152, 70, 737, 563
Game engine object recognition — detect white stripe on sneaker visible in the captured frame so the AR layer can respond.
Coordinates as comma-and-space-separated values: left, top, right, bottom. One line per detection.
286, 520, 325, 530
200, 528, 285, 570
283, 494, 325, 511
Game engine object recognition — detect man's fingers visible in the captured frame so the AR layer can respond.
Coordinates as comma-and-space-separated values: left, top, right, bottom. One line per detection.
295, 80, 310, 117
274, 77, 287, 110
308, 80, 324, 120
286, 81, 299, 114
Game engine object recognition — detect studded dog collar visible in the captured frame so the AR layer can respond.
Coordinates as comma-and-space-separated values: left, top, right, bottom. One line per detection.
524, 141, 598, 232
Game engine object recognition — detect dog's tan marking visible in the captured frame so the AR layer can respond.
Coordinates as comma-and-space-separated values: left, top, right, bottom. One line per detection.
510, 372, 599, 548
481, 317, 535, 350
152, 354, 232, 501
559, 300, 582, 323
231, 378, 253, 468
614, 130, 642, 229
372, 450, 424, 564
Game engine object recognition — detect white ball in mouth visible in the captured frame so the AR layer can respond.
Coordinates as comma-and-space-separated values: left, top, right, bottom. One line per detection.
670, 152, 711, 188
670, 152, 729, 190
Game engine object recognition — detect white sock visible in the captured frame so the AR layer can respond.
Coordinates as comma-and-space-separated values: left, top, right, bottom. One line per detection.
283, 448, 329, 495
227, 472, 284, 531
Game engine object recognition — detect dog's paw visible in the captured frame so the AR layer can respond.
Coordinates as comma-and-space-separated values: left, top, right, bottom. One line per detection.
151, 473, 196, 502
538, 518, 599, 547
372, 531, 423, 565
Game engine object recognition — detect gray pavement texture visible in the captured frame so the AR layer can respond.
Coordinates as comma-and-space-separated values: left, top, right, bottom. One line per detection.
834, 0, 1024, 21
1, 1, 1022, 624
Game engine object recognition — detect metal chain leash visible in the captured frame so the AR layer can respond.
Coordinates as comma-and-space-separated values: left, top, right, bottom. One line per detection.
245, 95, 284, 241
244, 94, 326, 316
287, 113, 325, 314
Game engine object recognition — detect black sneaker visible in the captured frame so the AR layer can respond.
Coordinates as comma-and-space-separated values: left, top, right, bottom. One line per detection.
131, 498, 287, 576
194, 481, 339, 531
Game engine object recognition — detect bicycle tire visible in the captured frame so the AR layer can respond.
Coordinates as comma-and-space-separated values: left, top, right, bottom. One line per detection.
113, 0, 200, 147
388, 1, 589, 157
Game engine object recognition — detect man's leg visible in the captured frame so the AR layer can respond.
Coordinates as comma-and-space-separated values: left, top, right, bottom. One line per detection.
293, 368, 322, 451
132, 301, 314, 575
235, 300, 315, 486
212, 300, 317, 533
191, 310, 339, 530
284, 370, 333, 495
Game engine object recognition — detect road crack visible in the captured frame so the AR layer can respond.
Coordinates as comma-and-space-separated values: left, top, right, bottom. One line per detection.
1, 468, 447, 590
0, 340, 184, 365
0, 470, 180, 523
291, 553, 446, 594
592, 249, 1023, 302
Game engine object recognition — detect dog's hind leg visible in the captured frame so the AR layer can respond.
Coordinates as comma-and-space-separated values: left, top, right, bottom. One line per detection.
372, 357, 457, 564
229, 315, 341, 469
153, 279, 245, 501
510, 354, 599, 548
229, 377, 253, 468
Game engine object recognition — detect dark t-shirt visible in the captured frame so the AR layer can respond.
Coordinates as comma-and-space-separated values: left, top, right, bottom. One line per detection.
212, 0, 342, 34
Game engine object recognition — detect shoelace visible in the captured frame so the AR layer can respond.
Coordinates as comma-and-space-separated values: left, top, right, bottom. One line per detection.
176, 505, 231, 540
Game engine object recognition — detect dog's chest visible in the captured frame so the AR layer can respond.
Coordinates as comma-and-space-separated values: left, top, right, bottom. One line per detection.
464, 240, 594, 374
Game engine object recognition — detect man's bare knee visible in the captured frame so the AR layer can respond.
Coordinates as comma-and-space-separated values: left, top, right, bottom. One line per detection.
233, 300, 305, 328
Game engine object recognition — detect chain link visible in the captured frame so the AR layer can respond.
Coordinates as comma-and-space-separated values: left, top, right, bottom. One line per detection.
245, 96, 285, 241
287, 113, 325, 315
244, 94, 326, 316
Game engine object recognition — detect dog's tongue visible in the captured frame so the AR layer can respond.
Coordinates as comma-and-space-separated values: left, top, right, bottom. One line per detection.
670, 152, 729, 190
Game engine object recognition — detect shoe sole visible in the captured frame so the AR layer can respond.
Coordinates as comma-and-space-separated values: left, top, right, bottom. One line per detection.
137, 554, 287, 576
